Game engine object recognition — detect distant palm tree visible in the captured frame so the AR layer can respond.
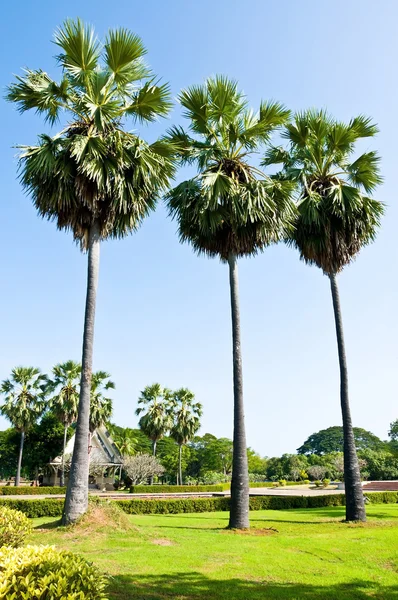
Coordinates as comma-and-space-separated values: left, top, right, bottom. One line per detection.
89, 371, 114, 433
165, 76, 294, 528
0, 367, 48, 486
112, 428, 137, 457
169, 388, 202, 485
136, 384, 172, 457
264, 110, 383, 521
48, 360, 81, 486
7, 19, 175, 523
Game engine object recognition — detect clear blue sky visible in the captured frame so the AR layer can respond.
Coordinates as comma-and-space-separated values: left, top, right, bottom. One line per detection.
0, 0, 396, 456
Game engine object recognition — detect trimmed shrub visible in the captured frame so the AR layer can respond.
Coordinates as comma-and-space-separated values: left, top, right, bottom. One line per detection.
0, 506, 32, 547
0, 498, 64, 518
0, 490, 396, 518
0, 545, 108, 599
323, 478, 331, 488
1, 486, 65, 496
278, 479, 287, 487
129, 484, 224, 494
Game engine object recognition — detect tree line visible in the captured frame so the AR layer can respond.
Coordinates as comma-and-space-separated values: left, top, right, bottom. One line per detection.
4, 19, 385, 527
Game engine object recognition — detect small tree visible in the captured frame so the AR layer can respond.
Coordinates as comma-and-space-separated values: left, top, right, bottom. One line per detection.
135, 384, 172, 456
123, 453, 165, 485
0, 368, 48, 486
169, 388, 202, 485
48, 361, 81, 486
307, 465, 327, 481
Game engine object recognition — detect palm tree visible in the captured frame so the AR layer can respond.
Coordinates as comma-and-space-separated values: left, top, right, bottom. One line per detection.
48, 360, 81, 486
135, 384, 172, 457
7, 19, 175, 523
169, 388, 202, 485
89, 370, 114, 434
0, 367, 48, 486
112, 428, 137, 457
165, 76, 294, 528
264, 110, 383, 521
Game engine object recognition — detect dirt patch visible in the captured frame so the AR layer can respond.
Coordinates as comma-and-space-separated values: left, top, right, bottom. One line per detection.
152, 538, 175, 546
63, 501, 137, 538
224, 527, 278, 536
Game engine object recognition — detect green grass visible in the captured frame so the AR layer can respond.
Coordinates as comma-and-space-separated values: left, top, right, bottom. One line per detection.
30, 505, 398, 599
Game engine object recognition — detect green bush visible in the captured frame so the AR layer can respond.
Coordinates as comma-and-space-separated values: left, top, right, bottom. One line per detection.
0, 490, 396, 518
1, 486, 65, 496
0, 498, 64, 518
0, 506, 32, 547
314, 480, 323, 487
323, 478, 331, 488
0, 545, 108, 599
129, 484, 224, 494
278, 479, 287, 486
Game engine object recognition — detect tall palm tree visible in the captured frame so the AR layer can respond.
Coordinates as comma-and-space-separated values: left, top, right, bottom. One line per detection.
264, 110, 383, 521
7, 19, 175, 523
48, 360, 81, 486
89, 370, 114, 433
165, 76, 294, 528
0, 367, 48, 486
169, 388, 202, 485
135, 384, 172, 456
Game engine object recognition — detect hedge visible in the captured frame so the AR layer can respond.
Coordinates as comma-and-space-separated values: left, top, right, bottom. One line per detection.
0, 499, 64, 518
1, 486, 65, 496
1, 491, 396, 518
248, 482, 309, 489
129, 484, 224, 494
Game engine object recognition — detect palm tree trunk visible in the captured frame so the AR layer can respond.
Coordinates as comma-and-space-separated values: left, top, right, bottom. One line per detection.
152, 439, 157, 456
227, 253, 249, 529
63, 222, 100, 524
60, 424, 68, 487
15, 430, 25, 487
179, 444, 183, 486
329, 272, 366, 522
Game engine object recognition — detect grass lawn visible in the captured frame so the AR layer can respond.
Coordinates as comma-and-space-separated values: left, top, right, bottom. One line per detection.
30, 505, 398, 599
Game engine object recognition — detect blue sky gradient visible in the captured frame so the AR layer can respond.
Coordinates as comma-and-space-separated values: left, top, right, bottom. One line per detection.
0, 0, 396, 456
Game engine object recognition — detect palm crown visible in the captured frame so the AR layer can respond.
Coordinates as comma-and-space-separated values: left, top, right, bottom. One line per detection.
48, 360, 81, 427
263, 109, 384, 273
165, 76, 295, 260
169, 388, 202, 445
0, 367, 48, 431
7, 19, 175, 248
89, 371, 114, 433
135, 383, 172, 443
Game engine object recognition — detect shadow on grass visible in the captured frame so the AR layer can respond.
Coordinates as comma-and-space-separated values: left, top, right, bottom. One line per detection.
34, 519, 63, 530
108, 573, 398, 600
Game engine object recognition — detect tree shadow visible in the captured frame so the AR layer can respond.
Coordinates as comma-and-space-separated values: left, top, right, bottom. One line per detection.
108, 572, 398, 599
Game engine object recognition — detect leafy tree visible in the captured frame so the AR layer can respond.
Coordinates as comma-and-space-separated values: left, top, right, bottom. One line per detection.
169, 388, 202, 484
111, 428, 137, 457
136, 384, 172, 456
307, 465, 327, 481
123, 453, 165, 485
157, 436, 189, 483
7, 19, 174, 524
298, 426, 386, 456
265, 110, 383, 522
23, 413, 70, 480
389, 420, 398, 442
48, 361, 81, 485
247, 448, 267, 476
89, 371, 114, 433
166, 76, 294, 529
0, 367, 48, 485
0, 429, 20, 480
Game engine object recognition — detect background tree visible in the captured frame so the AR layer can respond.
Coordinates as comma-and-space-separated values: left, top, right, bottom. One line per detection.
297, 426, 386, 455
0, 367, 48, 485
136, 384, 172, 457
123, 453, 165, 485
48, 361, 81, 485
265, 110, 383, 522
89, 371, 114, 433
23, 413, 69, 482
111, 428, 137, 457
169, 388, 202, 485
7, 19, 174, 523
166, 76, 294, 528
